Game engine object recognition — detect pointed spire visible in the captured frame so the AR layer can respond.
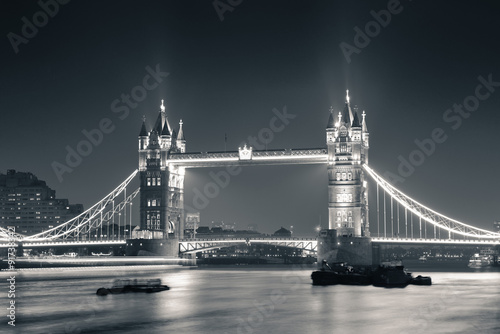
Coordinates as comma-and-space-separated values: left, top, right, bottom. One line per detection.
139, 116, 148, 136
342, 103, 350, 125
352, 111, 361, 127
161, 119, 170, 136
346, 89, 350, 104
326, 106, 335, 128
161, 99, 165, 113
362, 110, 368, 132
177, 119, 185, 141
153, 110, 163, 134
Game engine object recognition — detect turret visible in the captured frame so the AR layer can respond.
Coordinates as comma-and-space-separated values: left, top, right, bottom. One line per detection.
160, 119, 171, 150
176, 119, 186, 153
138, 116, 148, 150
326, 106, 336, 145
362, 110, 369, 148
351, 111, 362, 142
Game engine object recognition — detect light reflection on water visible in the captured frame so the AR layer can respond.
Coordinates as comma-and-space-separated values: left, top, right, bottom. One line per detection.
2, 264, 499, 334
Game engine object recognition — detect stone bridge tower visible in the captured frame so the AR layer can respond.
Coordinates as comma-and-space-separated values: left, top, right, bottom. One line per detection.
326, 91, 370, 237
138, 100, 185, 240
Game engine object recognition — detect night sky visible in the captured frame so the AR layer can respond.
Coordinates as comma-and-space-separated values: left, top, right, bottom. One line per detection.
1, 0, 500, 235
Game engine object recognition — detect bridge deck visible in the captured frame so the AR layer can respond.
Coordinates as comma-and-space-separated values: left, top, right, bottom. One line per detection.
167, 148, 328, 167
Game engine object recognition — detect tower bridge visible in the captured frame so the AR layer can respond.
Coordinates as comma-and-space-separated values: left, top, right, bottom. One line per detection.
2, 92, 500, 264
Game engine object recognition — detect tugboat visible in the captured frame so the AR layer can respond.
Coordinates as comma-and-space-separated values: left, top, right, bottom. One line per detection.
96, 278, 170, 295
311, 260, 372, 285
372, 261, 431, 287
410, 275, 432, 285
311, 260, 431, 287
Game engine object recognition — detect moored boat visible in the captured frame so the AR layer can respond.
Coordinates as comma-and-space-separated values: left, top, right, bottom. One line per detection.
311, 261, 372, 286
410, 275, 432, 285
372, 261, 413, 287
96, 278, 170, 295
311, 260, 432, 287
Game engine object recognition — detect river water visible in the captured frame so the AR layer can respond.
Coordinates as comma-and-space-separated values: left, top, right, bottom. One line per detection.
1, 262, 499, 334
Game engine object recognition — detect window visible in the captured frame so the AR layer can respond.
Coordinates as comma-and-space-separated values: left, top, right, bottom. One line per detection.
336, 172, 340, 181
147, 200, 151, 207
337, 194, 352, 203
152, 178, 156, 186
147, 178, 151, 186
342, 172, 346, 180
348, 173, 352, 180
157, 177, 161, 186
152, 199, 157, 207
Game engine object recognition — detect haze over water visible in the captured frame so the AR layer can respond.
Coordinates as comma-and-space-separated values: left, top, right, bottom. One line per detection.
2, 263, 499, 334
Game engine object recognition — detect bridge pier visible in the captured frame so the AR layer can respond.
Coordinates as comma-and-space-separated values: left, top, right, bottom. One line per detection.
125, 238, 179, 256
318, 229, 373, 266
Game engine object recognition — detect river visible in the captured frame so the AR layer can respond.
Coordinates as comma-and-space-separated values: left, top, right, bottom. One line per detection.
1, 261, 499, 334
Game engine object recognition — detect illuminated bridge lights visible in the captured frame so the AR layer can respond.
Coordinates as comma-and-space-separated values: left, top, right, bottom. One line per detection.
178, 237, 318, 254
3, 163, 500, 246
0, 240, 127, 248
371, 237, 500, 245
363, 164, 500, 240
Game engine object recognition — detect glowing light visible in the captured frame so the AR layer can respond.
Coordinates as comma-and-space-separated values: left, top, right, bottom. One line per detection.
372, 238, 500, 245
21, 170, 139, 242
364, 164, 500, 240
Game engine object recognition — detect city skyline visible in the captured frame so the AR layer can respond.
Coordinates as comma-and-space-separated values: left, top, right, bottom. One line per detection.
1, 1, 500, 234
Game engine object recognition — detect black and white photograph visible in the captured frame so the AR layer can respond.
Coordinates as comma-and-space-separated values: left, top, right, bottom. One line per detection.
1, 1, 499, 333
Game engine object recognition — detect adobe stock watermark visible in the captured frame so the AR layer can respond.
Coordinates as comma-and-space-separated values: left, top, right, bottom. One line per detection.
190, 106, 296, 210
51, 64, 169, 182
384, 74, 499, 185
6, 226, 17, 327
213, 0, 243, 22
339, 0, 408, 64
7, 0, 71, 54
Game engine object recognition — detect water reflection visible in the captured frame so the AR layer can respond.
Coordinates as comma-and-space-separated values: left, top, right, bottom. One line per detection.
2, 265, 498, 333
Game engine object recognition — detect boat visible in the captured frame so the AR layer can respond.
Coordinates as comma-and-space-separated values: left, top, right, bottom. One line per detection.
468, 254, 491, 268
91, 252, 112, 257
311, 260, 432, 287
311, 261, 371, 286
410, 275, 432, 285
372, 261, 413, 287
96, 278, 170, 295
418, 256, 427, 262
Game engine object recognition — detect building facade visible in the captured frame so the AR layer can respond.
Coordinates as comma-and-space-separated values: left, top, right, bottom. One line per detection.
326, 91, 370, 237
138, 100, 186, 239
0, 169, 83, 235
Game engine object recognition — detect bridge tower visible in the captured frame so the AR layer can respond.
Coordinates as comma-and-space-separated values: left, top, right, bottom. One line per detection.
326, 91, 370, 237
138, 100, 185, 241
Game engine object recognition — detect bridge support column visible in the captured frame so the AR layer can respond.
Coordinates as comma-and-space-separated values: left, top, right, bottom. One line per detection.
125, 238, 179, 256
318, 229, 372, 266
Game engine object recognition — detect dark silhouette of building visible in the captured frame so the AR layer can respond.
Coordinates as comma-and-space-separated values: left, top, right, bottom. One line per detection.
273, 226, 292, 237
0, 169, 83, 235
